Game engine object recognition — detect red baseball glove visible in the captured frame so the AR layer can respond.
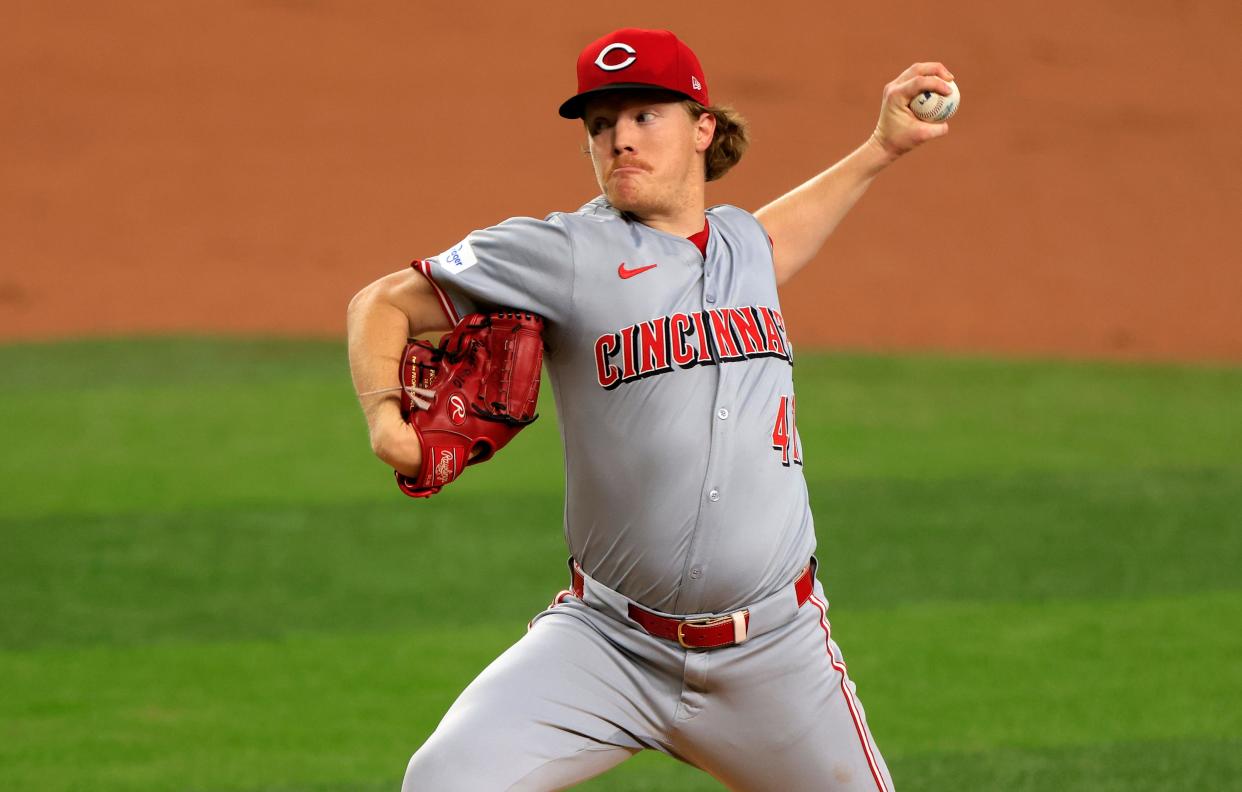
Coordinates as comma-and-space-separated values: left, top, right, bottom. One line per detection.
394, 310, 544, 498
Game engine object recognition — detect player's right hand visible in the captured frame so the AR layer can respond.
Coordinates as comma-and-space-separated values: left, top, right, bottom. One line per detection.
871, 61, 955, 158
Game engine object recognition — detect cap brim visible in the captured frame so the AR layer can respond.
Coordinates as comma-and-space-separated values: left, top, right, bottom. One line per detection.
557, 83, 694, 119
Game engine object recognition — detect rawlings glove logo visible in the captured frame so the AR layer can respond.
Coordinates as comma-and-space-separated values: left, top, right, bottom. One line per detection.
435, 449, 456, 485
448, 393, 467, 425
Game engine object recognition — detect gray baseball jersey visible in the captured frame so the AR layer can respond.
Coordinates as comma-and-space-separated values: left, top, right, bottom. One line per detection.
403, 197, 893, 791
414, 196, 813, 615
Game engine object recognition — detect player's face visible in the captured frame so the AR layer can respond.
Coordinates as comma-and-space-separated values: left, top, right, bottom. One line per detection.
583, 92, 715, 221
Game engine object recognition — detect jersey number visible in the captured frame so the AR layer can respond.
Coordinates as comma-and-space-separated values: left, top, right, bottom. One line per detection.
771, 395, 803, 467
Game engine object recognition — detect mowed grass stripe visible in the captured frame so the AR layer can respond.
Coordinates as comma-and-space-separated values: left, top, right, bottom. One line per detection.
3, 339, 1241, 520
2, 592, 1238, 791
158, 738, 1242, 792
794, 352, 1242, 479
834, 591, 1242, 750
0, 338, 566, 520
816, 466, 1242, 609
586, 737, 1242, 792
0, 499, 569, 650
882, 739, 1242, 792
0, 625, 504, 792
3, 464, 1239, 650
0, 377, 566, 518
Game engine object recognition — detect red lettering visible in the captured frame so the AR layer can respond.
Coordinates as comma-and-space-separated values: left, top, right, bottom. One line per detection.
708, 309, 742, 360
772, 395, 791, 466
638, 317, 671, 374
594, 333, 621, 389
619, 325, 637, 380
760, 307, 789, 358
772, 309, 793, 361
791, 396, 802, 466
729, 307, 764, 355
670, 313, 695, 367
691, 312, 714, 364
597, 306, 790, 390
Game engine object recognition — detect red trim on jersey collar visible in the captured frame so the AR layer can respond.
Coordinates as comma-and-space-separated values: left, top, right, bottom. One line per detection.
687, 218, 710, 257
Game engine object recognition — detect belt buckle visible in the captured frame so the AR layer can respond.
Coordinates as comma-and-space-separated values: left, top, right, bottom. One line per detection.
676, 611, 748, 649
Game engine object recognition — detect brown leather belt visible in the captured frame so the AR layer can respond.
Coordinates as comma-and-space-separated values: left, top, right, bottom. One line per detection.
571, 563, 815, 650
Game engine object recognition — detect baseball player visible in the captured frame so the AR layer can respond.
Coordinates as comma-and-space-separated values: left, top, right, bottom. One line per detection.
348, 27, 953, 791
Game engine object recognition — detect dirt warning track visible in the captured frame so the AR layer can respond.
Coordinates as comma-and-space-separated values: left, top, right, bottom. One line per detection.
3, 1, 1239, 361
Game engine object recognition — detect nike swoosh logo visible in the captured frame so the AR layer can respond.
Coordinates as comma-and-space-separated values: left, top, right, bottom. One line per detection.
618, 262, 658, 279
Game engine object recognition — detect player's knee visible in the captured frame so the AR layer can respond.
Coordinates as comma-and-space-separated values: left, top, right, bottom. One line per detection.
402, 735, 474, 791
405, 718, 541, 792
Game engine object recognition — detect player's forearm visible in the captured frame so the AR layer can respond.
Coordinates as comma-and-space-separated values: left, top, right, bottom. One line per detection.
757, 136, 898, 285
347, 270, 450, 414
346, 283, 412, 442
347, 285, 431, 475
348, 269, 457, 476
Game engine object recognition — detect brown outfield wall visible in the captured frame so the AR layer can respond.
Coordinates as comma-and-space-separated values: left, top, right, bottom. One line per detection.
2, 0, 1240, 361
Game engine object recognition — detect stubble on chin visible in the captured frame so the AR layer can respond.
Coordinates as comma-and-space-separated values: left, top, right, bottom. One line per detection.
605, 175, 658, 216
606, 189, 639, 213
603, 185, 634, 213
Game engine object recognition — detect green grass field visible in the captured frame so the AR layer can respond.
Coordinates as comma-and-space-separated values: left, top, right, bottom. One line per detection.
2, 338, 1240, 791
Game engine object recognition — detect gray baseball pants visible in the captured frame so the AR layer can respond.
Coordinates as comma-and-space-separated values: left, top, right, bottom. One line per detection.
402, 565, 894, 791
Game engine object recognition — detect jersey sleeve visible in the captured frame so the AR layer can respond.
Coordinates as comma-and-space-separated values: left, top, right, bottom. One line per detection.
412, 215, 574, 327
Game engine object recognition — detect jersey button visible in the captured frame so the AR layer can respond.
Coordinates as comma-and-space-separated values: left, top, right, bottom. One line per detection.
706, 293, 717, 304
689, 567, 702, 580
717, 407, 729, 420
708, 489, 720, 502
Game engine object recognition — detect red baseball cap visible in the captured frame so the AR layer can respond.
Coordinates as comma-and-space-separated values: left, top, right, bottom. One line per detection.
558, 28, 710, 119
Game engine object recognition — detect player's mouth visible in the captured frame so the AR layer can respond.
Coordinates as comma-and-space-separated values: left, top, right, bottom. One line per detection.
609, 160, 650, 178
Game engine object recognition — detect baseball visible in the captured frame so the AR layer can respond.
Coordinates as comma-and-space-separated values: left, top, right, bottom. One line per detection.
910, 80, 960, 123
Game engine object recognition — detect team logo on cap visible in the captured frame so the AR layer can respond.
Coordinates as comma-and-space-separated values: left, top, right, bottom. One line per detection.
595, 42, 637, 71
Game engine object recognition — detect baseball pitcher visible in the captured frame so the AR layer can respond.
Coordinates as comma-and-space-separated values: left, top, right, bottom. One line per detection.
348, 27, 955, 791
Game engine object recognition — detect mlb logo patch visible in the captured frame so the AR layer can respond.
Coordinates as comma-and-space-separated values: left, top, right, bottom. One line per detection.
438, 239, 479, 274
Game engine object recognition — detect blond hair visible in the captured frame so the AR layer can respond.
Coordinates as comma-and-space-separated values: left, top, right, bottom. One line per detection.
684, 101, 749, 181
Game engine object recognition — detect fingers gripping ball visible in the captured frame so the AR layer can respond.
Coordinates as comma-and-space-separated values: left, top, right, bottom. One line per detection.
910, 80, 960, 122
395, 311, 545, 498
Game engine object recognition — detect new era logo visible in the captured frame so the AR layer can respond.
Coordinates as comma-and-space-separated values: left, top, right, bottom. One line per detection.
691, 75, 702, 91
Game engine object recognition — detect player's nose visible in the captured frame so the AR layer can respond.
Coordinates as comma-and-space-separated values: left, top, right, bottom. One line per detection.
611, 118, 638, 155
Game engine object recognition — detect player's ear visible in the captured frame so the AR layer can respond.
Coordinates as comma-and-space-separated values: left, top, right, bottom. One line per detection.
694, 111, 717, 153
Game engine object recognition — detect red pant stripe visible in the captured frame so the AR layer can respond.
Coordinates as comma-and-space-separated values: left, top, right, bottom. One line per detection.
808, 594, 889, 792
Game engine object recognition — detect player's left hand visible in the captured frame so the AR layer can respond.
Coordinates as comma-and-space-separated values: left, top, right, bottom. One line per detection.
394, 311, 545, 498
870, 62, 955, 158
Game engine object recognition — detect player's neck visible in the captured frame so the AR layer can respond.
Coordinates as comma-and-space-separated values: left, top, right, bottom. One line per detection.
631, 193, 706, 238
